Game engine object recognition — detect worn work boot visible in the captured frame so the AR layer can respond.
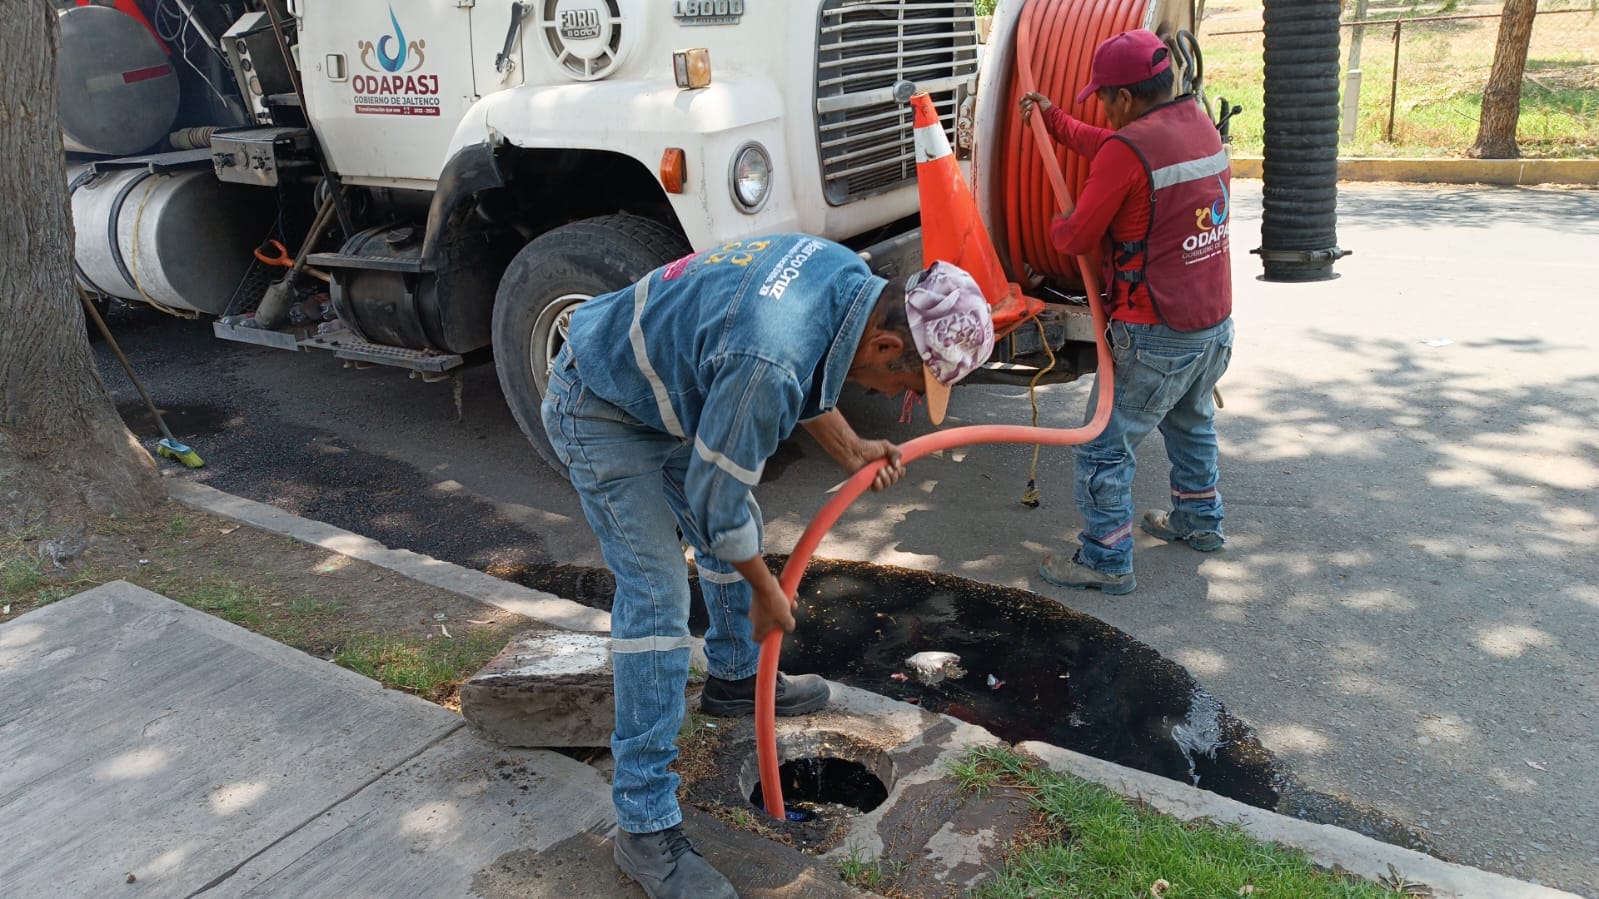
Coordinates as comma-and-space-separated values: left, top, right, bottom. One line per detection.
613, 825, 737, 899
1038, 552, 1136, 595
700, 671, 829, 717
1141, 511, 1225, 552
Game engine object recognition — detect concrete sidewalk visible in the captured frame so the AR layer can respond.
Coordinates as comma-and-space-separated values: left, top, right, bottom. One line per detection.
0, 582, 856, 898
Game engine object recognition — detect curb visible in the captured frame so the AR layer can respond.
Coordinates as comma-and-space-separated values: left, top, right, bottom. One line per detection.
166, 480, 610, 634
1020, 741, 1582, 899
168, 481, 1580, 898
1231, 155, 1599, 187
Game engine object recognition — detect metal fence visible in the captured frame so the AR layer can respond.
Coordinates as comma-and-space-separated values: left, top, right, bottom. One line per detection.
1203, 6, 1599, 153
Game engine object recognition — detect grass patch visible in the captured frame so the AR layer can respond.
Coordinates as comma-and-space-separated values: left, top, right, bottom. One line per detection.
956, 746, 1399, 898
837, 844, 905, 891
333, 629, 508, 702
2, 557, 43, 597
1200, 0, 1599, 158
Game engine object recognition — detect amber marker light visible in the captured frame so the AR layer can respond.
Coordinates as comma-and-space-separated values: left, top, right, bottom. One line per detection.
660, 148, 687, 193
672, 48, 712, 90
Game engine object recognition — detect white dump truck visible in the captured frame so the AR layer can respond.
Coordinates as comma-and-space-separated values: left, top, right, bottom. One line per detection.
63, 0, 1215, 467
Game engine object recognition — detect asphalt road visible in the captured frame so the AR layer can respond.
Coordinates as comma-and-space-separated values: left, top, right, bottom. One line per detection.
97, 181, 1599, 896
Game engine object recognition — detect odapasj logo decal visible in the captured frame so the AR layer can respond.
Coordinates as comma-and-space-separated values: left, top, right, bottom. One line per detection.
1183, 177, 1230, 256
352, 6, 439, 117
358, 7, 426, 74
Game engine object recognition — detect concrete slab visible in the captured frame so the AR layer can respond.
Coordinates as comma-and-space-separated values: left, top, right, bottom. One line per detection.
460, 630, 616, 748
223, 729, 614, 897
0, 581, 875, 899
0, 581, 461, 897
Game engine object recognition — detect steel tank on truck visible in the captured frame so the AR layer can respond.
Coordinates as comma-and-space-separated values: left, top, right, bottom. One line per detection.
56, 4, 182, 157
69, 166, 276, 316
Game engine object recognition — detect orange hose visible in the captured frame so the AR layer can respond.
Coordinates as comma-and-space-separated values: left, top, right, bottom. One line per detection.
755, 0, 1134, 819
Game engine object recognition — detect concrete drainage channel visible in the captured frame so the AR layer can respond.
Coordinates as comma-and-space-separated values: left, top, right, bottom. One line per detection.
172, 482, 1583, 899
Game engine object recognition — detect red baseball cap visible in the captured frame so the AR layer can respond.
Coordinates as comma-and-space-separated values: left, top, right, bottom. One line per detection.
1075, 29, 1172, 104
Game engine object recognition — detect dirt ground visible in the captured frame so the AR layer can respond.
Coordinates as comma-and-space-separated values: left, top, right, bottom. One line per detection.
0, 499, 528, 703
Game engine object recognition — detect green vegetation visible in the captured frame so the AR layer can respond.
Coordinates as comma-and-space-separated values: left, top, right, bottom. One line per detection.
334, 630, 508, 701
954, 746, 1400, 898
1200, 0, 1599, 158
2, 526, 510, 705
837, 845, 902, 890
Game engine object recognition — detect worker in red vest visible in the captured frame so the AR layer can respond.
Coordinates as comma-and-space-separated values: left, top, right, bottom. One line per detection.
1021, 29, 1235, 595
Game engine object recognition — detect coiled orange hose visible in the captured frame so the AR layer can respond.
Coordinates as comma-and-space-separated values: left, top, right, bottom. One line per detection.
755, 0, 1135, 819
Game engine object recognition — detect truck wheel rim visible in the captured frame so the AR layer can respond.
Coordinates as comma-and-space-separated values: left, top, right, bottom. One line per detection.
530, 293, 590, 392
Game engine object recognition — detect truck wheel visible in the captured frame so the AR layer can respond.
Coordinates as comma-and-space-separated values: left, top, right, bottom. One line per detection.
492, 214, 690, 471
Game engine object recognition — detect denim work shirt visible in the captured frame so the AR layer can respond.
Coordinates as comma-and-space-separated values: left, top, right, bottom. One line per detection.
565, 233, 885, 564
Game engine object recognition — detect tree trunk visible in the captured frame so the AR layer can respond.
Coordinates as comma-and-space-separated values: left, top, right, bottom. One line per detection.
1468, 0, 1538, 159
0, 2, 162, 528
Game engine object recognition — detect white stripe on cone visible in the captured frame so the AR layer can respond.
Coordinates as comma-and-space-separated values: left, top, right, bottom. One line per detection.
914, 123, 953, 164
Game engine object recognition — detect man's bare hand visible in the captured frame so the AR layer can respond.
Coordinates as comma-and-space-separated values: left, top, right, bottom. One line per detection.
802, 409, 905, 491
1020, 91, 1053, 125
749, 578, 796, 640
855, 439, 905, 492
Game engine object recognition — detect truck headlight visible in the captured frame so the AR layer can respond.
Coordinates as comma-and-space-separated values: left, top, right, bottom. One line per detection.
729, 142, 771, 213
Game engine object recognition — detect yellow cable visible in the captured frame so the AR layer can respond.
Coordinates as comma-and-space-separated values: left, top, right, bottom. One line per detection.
1019, 315, 1059, 507
130, 177, 198, 320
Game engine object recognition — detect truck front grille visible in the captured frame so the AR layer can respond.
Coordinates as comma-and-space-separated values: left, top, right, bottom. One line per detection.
814, 0, 978, 206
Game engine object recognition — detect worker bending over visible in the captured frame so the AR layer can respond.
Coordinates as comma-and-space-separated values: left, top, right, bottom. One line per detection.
541, 235, 993, 898
1022, 28, 1236, 595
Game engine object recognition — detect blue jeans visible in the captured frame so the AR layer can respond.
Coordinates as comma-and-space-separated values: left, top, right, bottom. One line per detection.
1074, 318, 1234, 575
541, 348, 761, 834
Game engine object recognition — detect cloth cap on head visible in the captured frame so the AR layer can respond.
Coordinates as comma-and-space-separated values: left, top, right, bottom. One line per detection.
904, 261, 994, 426
1075, 29, 1171, 104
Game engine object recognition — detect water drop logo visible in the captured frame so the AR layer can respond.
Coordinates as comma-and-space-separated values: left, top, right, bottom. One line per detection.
1184, 177, 1231, 254
1208, 176, 1230, 227
1195, 177, 1229, 230
376, 7, 407, 73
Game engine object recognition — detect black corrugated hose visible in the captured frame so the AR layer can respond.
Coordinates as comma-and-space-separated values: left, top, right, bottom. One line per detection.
1255, 0, 1351, 281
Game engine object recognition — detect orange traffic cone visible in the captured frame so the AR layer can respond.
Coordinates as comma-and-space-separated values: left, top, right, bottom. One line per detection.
912, 92, 1043, 336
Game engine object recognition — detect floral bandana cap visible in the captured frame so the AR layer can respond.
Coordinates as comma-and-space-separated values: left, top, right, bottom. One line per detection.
904, 261, 994, 426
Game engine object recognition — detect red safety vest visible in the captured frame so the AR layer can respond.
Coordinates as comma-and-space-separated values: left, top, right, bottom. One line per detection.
1108, 96, 1233, 331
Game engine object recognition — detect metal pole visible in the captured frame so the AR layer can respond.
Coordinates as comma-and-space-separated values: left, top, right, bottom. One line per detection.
1386, 19, 1402, 143
1340, 0, 1371, 144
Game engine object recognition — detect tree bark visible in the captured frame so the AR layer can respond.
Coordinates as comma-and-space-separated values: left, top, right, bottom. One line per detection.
1468, 0, 1538, 159
0, 2, 161, 528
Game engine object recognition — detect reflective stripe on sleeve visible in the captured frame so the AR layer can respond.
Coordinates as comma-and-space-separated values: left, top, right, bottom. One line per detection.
694, 435, 763, 486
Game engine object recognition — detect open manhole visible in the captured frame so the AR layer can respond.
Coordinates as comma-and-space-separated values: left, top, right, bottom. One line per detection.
748, 756, 889, 822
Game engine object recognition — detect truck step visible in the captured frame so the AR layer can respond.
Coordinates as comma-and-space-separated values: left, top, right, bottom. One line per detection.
306, 252, 429, 274
298, 332, 463, 373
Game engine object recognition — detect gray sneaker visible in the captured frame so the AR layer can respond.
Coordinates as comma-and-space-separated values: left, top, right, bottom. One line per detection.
1038, 553, 1136, 595
1141, 512, 1225, 552
700, 672, 829, 718
613, 825, 737, 899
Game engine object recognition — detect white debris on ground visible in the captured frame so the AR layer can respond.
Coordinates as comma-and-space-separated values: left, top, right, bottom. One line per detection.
904, 651, 966, 686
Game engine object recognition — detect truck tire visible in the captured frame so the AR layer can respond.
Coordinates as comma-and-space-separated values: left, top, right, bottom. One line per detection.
492, 214, 690, 472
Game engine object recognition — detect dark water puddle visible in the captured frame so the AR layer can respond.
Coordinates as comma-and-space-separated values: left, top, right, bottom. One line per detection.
411, 558, 1438, 854
509, 557, 1280, 808
784, 559, 1284, 808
